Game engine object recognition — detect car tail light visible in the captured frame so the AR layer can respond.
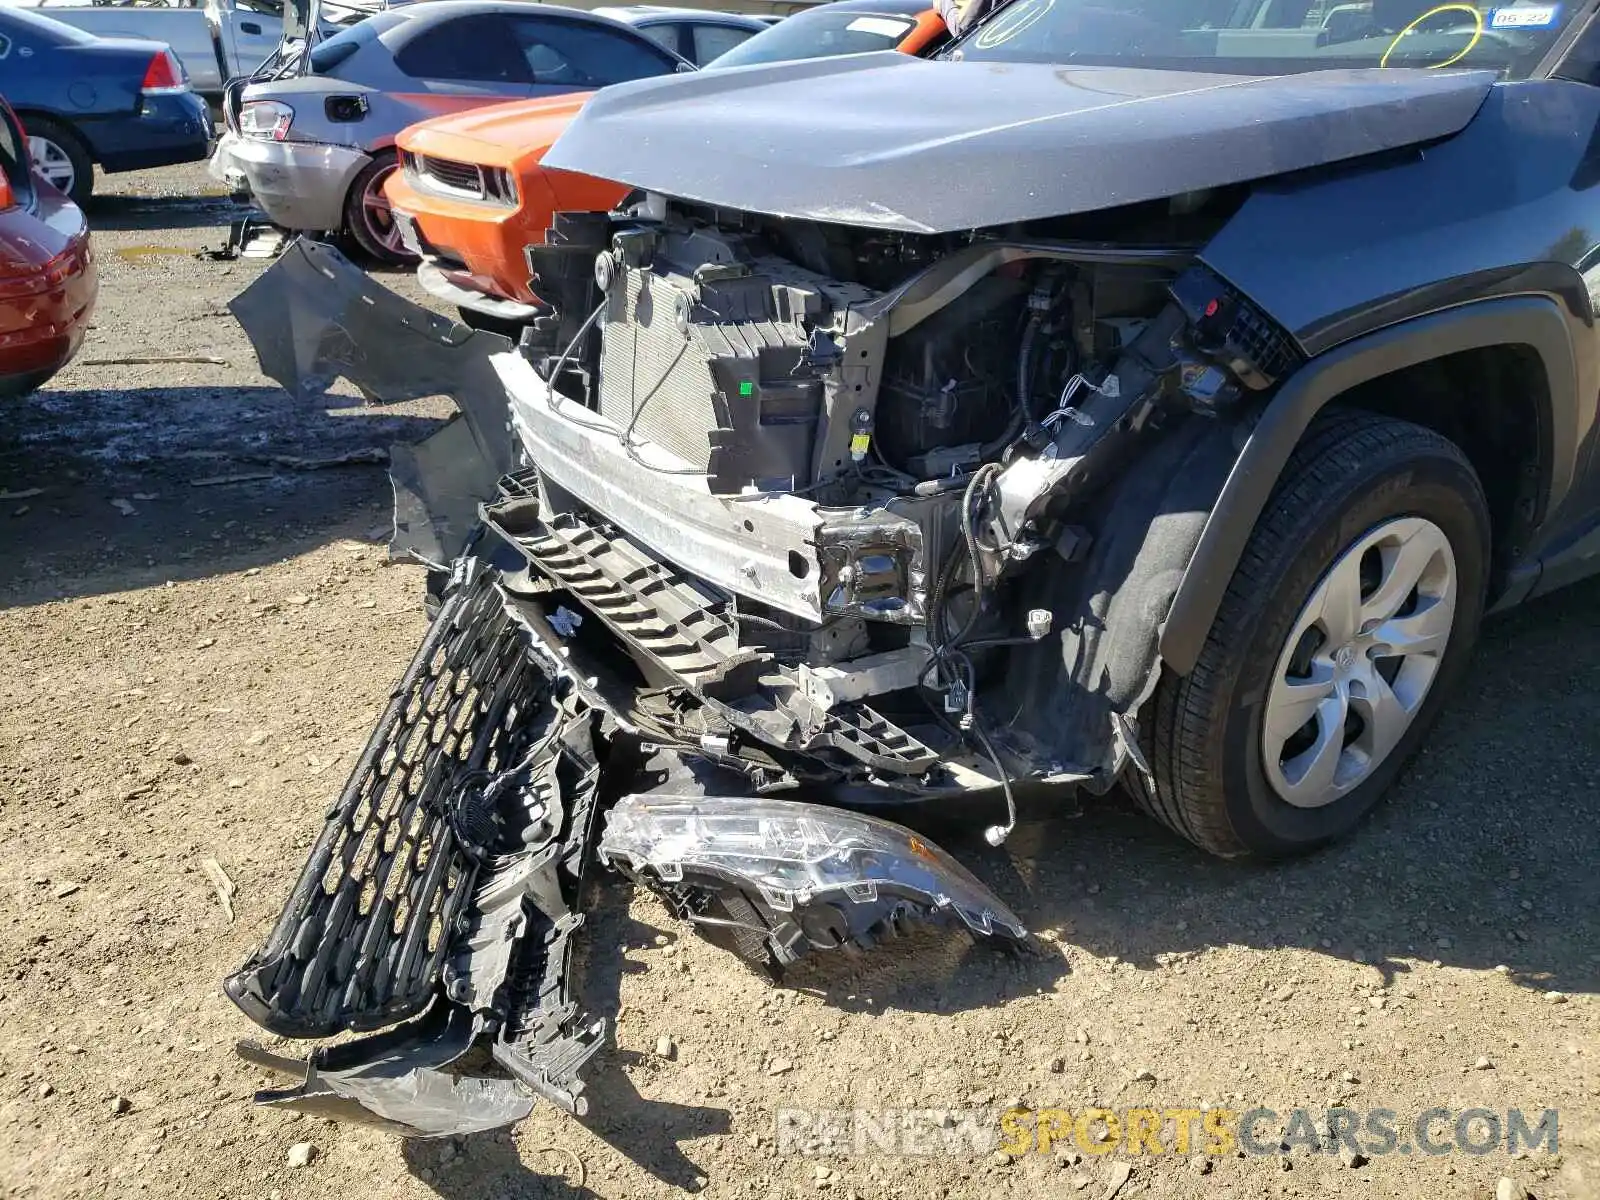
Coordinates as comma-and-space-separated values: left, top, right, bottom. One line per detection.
239, 100, 294, 142
0, 174, 13, 213
0, 245, 82, 294
139, 50, 189, 96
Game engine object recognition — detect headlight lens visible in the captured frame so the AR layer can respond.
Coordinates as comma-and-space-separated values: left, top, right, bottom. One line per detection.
239, 100, 294, 142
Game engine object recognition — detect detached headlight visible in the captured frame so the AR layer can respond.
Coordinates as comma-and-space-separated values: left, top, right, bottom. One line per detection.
239, 100, 294, 142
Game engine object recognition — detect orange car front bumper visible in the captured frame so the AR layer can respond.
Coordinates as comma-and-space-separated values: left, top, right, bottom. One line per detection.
386, 168, 552, 310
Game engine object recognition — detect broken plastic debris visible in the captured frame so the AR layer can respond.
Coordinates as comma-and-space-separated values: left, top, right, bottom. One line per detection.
549, 606, 584, 637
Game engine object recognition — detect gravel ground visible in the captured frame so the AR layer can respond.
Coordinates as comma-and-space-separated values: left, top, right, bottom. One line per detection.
0, 162, 1595, 1200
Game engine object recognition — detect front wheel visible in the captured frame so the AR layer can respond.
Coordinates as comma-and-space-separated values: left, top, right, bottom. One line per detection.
342, 150, 416, 266
1130, 409, 1490, 858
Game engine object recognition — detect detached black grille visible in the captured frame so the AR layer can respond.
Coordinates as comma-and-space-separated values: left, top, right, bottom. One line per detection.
224, 577, 559, 1038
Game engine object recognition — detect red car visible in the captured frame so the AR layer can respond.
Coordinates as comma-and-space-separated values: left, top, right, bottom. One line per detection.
0, 98, 96, 399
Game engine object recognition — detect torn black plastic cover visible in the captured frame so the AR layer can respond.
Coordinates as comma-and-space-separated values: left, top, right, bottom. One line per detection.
231, 239, 521, 564
249, 1005, 535, 1139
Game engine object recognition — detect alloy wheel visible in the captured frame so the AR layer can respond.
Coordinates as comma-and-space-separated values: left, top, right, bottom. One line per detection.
358, 163, 404, 256
27, 136, 75, 196
1261, 515, 1458, 809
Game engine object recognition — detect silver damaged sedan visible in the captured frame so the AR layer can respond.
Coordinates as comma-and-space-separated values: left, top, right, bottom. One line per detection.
210, 0, 691, 261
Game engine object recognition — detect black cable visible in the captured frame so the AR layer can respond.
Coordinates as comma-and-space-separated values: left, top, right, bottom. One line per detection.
958, 634, 1046, 652
545, 300, 606, 407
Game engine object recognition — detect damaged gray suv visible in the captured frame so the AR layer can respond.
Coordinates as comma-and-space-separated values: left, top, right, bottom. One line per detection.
227, 0, 1600, 1137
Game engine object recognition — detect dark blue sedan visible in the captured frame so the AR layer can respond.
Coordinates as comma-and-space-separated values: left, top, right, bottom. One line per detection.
0, 6, 212, 204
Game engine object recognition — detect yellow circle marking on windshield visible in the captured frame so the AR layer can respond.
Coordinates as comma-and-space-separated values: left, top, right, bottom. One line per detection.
974, 0, 1056, 50
1379, 2, 1484, 68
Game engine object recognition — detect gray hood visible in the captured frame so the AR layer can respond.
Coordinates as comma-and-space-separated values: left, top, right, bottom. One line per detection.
541, 55, 1494, 234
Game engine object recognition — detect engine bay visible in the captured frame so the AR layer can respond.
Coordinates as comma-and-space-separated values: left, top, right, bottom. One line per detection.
497, 198, 1300, 827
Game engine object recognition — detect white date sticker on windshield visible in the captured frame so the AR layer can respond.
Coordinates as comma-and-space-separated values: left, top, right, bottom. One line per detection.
1490, 4, 1559, 26
846, 16, 913, 36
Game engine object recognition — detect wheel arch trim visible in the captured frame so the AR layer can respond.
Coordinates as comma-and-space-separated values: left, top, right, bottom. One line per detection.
1159, 294, 1577, 675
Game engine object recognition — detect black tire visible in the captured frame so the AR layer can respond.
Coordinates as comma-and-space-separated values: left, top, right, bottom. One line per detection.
1129, 409, 1490, 859
341, 150, 416, 265
24, 117, 93, 208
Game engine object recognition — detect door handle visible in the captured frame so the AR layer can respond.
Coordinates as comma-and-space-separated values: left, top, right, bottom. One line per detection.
240, 20, 262, 34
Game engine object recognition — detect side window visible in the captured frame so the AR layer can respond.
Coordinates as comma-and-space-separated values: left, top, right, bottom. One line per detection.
637, 21, 685, 56
690, 22, 755, 63
235, 0, 284, 16
511, 17, 680, 87
394, 15, 531, 83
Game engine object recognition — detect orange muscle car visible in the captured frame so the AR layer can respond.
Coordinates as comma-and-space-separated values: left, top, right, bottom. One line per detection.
384, 0, 948, 324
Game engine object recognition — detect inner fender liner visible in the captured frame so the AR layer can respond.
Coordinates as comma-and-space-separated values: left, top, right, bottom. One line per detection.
999, 416, 1241, 783
598, 793, 1029, 976
1159, 296, 1577, 673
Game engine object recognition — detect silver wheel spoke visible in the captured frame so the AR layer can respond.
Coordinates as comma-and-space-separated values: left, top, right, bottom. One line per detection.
1360, 522, 1448, 624
1315, 549, 1365, 646
1371, 593, 1454, 658
360, 165, 405, 254
1347, 666, 1408, 765
27, 137, 74, 192
1261, 514, 1458, 810
1281, 690, 1347, 797
1265, 666, 1337, 746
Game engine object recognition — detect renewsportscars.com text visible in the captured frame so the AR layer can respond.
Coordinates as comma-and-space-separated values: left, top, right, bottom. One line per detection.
774, 1106, 1559, 1159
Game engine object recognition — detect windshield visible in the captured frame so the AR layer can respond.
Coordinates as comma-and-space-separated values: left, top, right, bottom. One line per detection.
950, 0, 1572, 77
711, 7, 916, 68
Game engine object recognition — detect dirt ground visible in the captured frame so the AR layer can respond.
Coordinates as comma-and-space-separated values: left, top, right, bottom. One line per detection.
0, 161, 1596, 1200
